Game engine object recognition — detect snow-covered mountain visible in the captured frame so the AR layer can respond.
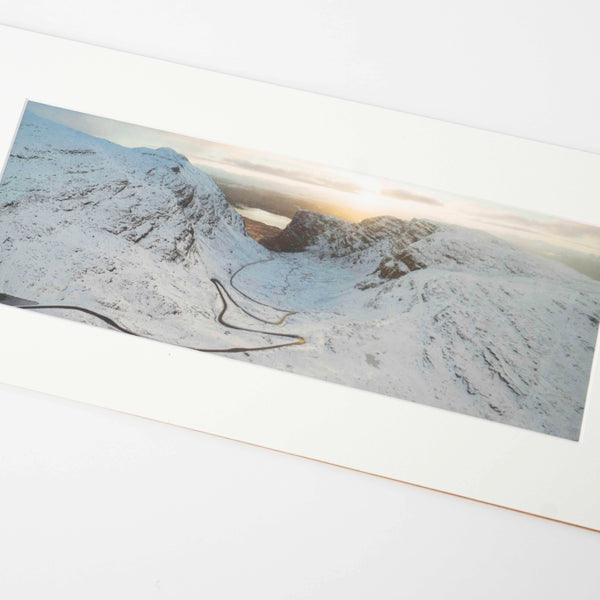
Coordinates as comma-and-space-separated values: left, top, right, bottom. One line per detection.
1, 108, 598, 440
249, 211, 600, 440
263, 209, 591, 284
262, 209, 438, 257
0, 109, 268, 347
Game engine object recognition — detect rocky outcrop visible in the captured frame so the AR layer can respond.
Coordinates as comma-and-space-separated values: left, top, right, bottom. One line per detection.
261, 209, 438, 257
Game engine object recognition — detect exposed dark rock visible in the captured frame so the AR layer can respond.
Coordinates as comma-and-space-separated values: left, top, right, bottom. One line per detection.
261, 209, 438, 258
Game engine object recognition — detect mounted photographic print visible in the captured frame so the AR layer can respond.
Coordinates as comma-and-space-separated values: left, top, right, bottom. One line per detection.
2, 26, 600, 532
2, 101, 599, 441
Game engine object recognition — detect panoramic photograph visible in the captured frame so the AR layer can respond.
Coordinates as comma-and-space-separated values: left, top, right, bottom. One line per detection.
1, 101, 599, 440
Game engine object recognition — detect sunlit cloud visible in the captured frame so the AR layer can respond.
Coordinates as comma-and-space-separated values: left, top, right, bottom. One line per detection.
380, 188, 442, 206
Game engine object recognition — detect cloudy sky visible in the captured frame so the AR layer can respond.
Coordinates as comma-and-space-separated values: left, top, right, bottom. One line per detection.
26, 101, 600, 257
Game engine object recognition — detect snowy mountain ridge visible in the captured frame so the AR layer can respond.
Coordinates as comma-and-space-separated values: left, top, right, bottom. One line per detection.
2, 111, 255, 265
262, 209, 439, 258
0, 109, 267, 347
262, 207, 592, 289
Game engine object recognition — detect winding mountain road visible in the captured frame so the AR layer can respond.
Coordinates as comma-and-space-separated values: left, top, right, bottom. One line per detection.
230, 258, 296, 322
8, 268, 306, 354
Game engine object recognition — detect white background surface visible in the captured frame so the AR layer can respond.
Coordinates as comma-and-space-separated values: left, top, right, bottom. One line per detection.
1, 1, 599, 598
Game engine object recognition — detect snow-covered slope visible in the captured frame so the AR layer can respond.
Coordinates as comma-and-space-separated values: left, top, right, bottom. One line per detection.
0, 110, 268, 346
1, 109, 598, 440
247, 211, 600, 440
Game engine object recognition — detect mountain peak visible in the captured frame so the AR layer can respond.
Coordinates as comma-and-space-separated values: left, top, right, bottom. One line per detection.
261, 209, 438, 257
1, 109, 264, 276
